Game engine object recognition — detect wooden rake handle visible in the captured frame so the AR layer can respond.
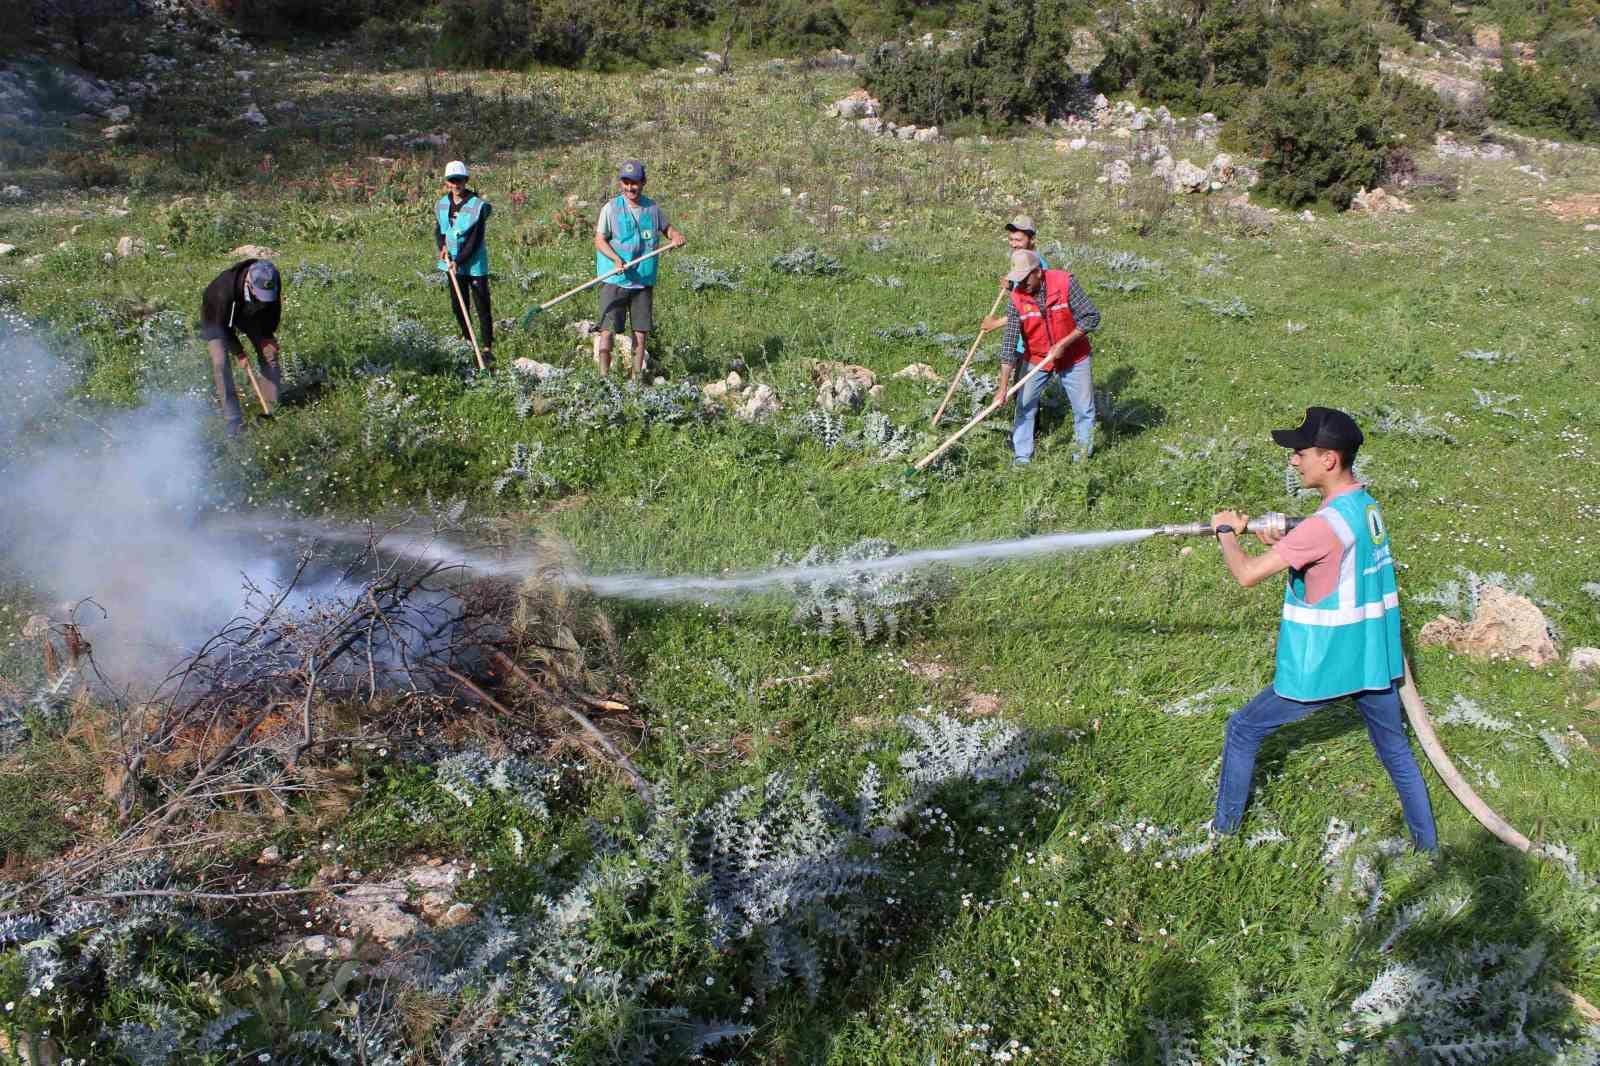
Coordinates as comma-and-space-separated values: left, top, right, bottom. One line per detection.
539, 246, 671, 312
240, 358, 273, 416
913, 359, 1049, 471
931, 286, 1007, 428
447, 265, 486, 371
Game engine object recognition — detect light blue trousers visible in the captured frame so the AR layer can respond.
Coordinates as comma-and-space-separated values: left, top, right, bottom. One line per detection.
1012, 356, 1094, 460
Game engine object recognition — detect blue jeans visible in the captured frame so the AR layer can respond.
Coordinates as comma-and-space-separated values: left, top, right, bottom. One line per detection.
1012, 356, 1094, 461
1214, 684, 1438, 852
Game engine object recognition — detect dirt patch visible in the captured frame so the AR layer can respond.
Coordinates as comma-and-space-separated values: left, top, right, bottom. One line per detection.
904, 658, 952, 681
1543, 194, 1600, 221
962, 693, 1002, 717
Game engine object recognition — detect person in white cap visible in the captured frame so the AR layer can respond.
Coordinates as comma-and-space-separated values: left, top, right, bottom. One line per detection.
994, 248, 1101, 465
199, 256, 282, 435
435, 160, 493, 366
593, 159, 685, 380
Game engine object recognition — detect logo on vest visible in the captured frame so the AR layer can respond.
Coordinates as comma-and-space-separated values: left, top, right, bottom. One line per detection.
1365, 504, 1387, 545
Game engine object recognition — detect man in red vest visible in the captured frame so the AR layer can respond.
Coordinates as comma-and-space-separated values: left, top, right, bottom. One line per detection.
994, 249, 1101, 465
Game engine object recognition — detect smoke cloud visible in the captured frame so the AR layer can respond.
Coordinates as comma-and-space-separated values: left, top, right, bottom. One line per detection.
0, 315, 287, 683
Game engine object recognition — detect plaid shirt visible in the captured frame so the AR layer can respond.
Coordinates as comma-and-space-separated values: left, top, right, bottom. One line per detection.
998, 274, 1101, 365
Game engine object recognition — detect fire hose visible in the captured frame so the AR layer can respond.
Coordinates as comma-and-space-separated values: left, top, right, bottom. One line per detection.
1161, 512, 1534, 854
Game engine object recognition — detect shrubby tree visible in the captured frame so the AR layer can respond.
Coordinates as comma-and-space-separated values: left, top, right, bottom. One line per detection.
1489, 43, 1600, 141
863, 0, 1077, 128
30, 0, 147, 69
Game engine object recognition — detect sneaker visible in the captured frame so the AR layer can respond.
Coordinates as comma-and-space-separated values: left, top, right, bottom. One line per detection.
1012, 456, 1032, 467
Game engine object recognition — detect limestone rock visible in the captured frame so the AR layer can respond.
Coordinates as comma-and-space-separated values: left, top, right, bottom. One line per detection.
701, 380, 729, 403
259, 845, 282, 864
114, 235, 145, 258
333, 883, 416, 945
913, 126, 942, 143
2, 185, 23, 200
857, 116, 884, 136
1151, 157, 1175, 184
1569, 647, 1600, 675
1350, 187, 1414, 215
893, 362, 942, 383
102, 123, 134, 142
1103, 159, 1132, 187
438, 902, 476, 929
1209, 152, 1235, 183
0, 243, 16, 257
298, 934, 357, 958
1473, 24, 1502, 54
105, 104, 131, 123
1417, 586, 1559, 668
240, 104, 267, 128
512, 358, 559, 380
736, 383, 780, 422
834, 91, 878, 119
1416, 615, 1466, 650
229, 244, 277, 259
812, 361, 876, 412
1170, 159, 1209, 193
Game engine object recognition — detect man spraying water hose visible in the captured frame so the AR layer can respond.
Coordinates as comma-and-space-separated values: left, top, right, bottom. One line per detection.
1209, 406, 1437, 852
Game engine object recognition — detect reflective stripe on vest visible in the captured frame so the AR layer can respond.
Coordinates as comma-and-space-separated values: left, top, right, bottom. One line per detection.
1272, 488, 1405, 701
436, 195, 489, 277
1011, 269, 1091, 369
597, 195, 659, 288
1016, 252, 1049, 353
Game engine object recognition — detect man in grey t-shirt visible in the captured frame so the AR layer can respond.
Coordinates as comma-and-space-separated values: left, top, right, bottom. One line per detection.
593, 159, 685, 380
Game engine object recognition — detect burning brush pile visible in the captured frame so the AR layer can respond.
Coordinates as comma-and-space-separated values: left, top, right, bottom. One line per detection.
1, 525, 649, 882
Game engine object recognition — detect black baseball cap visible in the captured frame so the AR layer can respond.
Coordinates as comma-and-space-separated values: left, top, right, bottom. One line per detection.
1271, 406, 1363, 452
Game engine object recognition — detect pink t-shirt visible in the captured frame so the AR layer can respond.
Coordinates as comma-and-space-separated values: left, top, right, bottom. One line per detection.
1269, 484, 1362, 603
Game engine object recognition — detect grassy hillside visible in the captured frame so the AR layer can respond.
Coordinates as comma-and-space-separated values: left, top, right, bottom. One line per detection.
1, 26, 1598, 1066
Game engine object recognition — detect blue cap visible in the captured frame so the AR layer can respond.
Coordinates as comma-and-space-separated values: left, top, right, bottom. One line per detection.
618, 160, 646, 181
246, 259, 280, 302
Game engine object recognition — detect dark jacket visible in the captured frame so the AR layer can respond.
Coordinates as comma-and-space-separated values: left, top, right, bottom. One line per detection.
199, 259, 281, 343
434, 189, 490, 267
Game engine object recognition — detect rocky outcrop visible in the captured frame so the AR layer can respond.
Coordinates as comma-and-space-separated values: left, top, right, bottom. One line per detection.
1350, 187, 1414, 215
1416, 586, 1559, 668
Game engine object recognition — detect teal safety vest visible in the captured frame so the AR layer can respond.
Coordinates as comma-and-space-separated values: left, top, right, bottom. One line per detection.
1273, 488, 1405, 701
1016, 251, 1049, 355
597, 195, 660, 289
436, 195, 489, 277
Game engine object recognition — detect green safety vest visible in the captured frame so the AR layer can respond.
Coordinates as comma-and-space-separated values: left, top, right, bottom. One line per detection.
436, 195, 489, 277
597, 195, 660, 288
1273, 488, 1405, 701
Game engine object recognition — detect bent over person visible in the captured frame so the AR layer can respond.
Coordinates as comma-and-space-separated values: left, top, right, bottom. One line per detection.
1209, 407, 1438, 852
593, 159, 685, 380
994, 249, 1101, 465
199, 257, 281, 435
436, 160, 493, 366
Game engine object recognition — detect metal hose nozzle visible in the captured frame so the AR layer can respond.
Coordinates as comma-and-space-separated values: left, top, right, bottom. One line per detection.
1157, 513, 1303, 539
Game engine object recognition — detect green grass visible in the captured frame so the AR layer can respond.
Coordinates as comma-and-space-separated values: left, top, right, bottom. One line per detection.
1, 26, 1599, 1064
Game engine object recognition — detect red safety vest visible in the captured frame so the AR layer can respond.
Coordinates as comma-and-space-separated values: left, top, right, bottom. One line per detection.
1011, 269, 1091, 369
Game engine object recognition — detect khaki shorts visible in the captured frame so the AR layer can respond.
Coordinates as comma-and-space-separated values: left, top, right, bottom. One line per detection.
598, 283, 653, 333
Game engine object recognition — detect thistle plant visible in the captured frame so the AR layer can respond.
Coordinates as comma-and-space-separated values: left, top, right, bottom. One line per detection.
782, 538, 949, 643
1185, 295, 1255, 320
492, 441, 559, 497
770, 245, 844, 276
1372, 407, 1456, 443
433, 749, 555, 817
678, 255, 739, 291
